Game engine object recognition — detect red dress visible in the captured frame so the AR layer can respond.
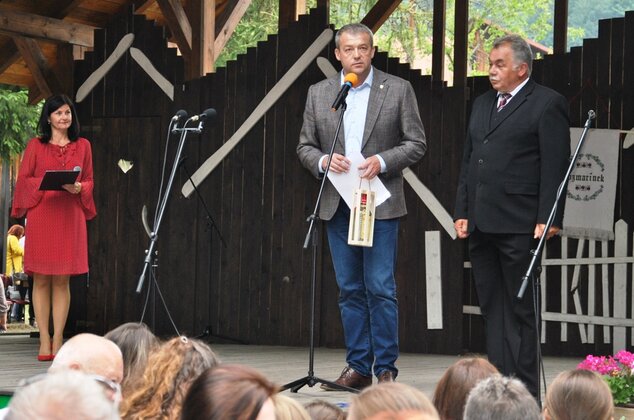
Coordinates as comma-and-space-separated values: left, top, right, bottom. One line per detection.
12, 137, 96, 275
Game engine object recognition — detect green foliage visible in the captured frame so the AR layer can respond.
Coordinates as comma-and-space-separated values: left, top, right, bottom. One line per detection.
606, 374, 634, 406
215, 0, 280, 68
215, 0, 590, 74
568, 0, 632, 47
0, 87, 41, 161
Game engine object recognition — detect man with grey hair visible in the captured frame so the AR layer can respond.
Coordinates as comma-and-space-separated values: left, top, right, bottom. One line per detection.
49, 333, 124, 386
6, 370, 120, 420
454, 34, 570, 398
463, 375, 541, 420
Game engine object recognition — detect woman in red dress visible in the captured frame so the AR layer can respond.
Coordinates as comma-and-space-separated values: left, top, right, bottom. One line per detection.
12, 94, 96, 361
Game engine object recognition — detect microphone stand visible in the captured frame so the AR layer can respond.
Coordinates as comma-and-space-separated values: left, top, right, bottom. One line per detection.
282, 101, 358, 394
179, 160, 248, 344
516, 109, 596, 405
137, 119, 201, 295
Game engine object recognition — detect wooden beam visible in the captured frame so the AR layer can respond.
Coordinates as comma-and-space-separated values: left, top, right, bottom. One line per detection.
12, 36, 63, 99
0, 42, 20, 74
453, 0, 468, 87
431, 0, 446, 81
360, 0, 402, 34
201, 0, 215, 75
156, 0, 193, 57
553, 0, 568, 54
279, 0, 306, 29
132, 0, 156, 14
55, 43, 74, 95
187, 0, 216, 77
214, 0, 251, 63
0, 10, 94, 47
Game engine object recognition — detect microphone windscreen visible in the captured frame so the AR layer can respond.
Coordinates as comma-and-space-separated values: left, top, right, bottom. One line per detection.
344, 72, 359, 87
200, 108, 217, 121
175, 109, 188, 119
73, 166, 81, 172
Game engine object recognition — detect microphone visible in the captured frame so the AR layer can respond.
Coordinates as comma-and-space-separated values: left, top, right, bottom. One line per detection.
73, 166, 81, 172
331, 73, 359, 112
191, 108, 217, 123
170, 109, 188, 123
191, 108, 217, 133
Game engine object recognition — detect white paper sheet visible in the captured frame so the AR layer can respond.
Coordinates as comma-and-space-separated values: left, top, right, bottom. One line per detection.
327, 151, 391, 209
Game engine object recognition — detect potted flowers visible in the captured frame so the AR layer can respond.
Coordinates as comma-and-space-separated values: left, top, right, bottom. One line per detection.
578, 350, 634, 416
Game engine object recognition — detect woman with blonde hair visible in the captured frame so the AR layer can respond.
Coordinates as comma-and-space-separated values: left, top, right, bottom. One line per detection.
273, 393, 311, 420
120, 336, 219, 420
104, 322, 159, 398
348, 382, 440, 420
543, 369, 613, 420
432, 357, 498, 420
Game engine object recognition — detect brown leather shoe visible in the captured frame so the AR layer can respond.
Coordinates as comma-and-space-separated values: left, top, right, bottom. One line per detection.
377, 370, 396, 383
321, 366, 372, 391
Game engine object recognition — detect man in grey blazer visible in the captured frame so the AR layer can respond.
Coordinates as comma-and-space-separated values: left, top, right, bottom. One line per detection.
454, 35, 570, 398
297, 23, 426, 390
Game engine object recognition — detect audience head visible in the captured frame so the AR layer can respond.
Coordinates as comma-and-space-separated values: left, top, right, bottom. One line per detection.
7, 225, 24, 238
121, 336, 219, 420
181, 364, 278, 420
49, 333, 124, 386
104, 322, 159, 396
273, 393, 311, 420
463, 374, 540, 420
7, 370, 120, 420
348, 382, 440, 420
304, 399, 346, 420
544, 369, 613, 420
432, 357, 498, 420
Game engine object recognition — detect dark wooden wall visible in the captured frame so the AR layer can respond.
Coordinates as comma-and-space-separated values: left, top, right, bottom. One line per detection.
68, 5, 633, 357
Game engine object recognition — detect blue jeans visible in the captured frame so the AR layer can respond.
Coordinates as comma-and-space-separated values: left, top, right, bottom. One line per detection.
326, 203, 399, 378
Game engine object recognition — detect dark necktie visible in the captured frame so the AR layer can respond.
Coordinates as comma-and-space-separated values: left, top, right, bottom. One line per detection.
497, 93, 511, 112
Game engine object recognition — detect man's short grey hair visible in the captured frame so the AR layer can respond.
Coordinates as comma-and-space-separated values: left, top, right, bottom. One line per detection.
335, 23, 374, 49
463, 374, 541, 420
493, 34, 533, 76
7, 370, 120, 420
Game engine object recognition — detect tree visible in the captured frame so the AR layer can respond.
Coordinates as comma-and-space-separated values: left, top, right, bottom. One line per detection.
215, 0, 585, 75
0, 86, 41, 160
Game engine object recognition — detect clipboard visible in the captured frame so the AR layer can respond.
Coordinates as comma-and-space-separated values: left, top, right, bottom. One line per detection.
39, 169, 80, 191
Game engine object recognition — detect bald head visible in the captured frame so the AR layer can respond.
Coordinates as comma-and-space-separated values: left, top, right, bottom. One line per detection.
49, 333, 124, 385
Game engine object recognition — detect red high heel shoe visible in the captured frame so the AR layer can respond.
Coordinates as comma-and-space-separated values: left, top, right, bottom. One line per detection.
38, 343, 54, 361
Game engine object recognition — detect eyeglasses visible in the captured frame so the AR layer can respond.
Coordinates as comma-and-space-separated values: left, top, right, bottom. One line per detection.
338, 45, 373, 57
18, 372, 122, 405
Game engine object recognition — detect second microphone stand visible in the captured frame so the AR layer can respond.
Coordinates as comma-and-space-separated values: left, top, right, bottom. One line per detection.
282, 101, 358, 394
516, 109, 596, 405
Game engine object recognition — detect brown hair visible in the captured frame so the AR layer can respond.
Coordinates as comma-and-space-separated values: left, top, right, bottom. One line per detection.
544, 369, 613, 420
181, 364, 279, 420
104, 322, 159, 398
432, 357, 498, 420
8, 224, 24, 238
348, 382, 439, 420
120, 336, 219, 420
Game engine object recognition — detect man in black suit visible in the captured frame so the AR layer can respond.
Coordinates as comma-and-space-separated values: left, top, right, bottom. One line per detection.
454, 35, 570, 398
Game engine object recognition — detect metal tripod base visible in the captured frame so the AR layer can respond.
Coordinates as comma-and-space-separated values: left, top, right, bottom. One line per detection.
283, 374, 360, 394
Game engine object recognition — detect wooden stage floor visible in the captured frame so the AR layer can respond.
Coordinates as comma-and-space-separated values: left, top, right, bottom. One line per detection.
0, 334, 580, 407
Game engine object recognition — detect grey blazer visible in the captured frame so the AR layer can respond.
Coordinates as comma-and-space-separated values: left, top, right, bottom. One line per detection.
297, 67, 427, 220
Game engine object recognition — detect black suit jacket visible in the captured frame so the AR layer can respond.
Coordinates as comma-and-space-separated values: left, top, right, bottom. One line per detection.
454, 79, 570, 234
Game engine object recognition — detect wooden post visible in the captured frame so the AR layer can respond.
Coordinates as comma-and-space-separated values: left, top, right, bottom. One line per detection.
553, 0, 568, 55
453, 0, 468, 86
279, 0, 306, 29
431, 0, 446, 82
